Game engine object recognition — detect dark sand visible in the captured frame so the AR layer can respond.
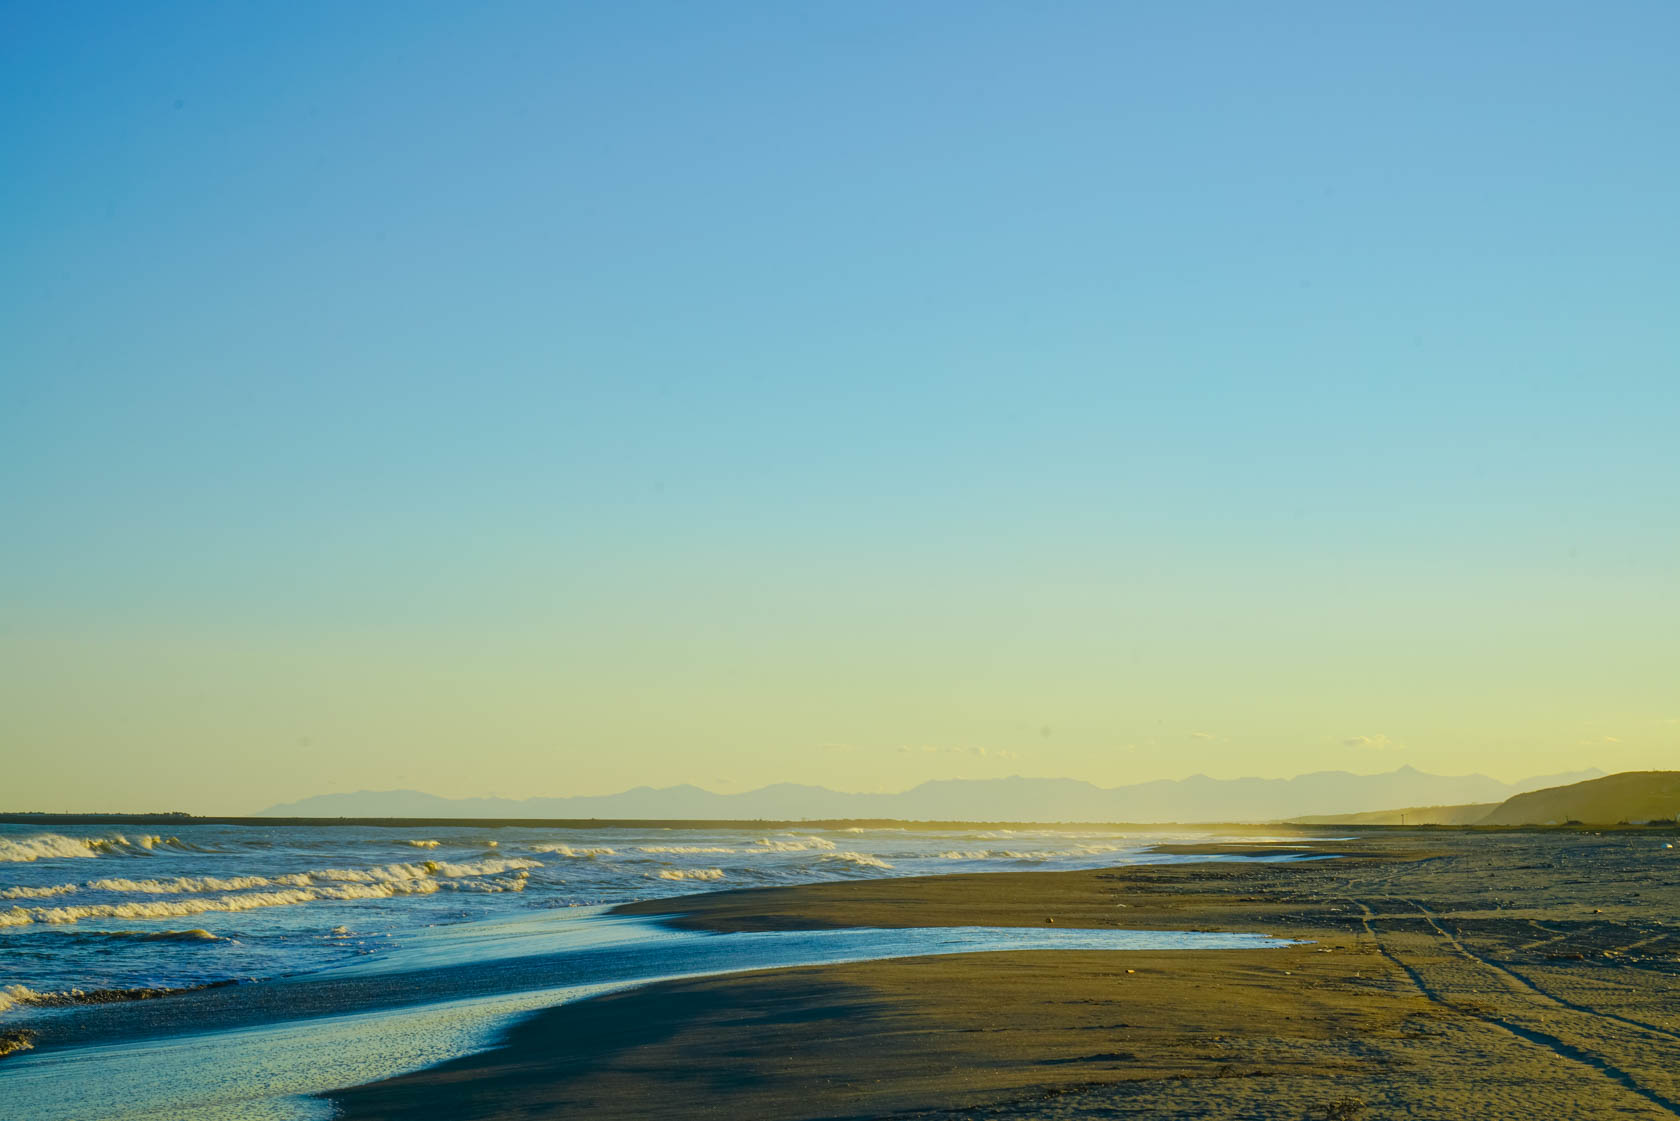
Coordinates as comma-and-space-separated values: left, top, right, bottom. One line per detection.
332, 829, 1680, 1120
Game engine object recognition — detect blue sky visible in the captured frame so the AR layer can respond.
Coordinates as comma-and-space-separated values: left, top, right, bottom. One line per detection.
3, 2, 1676, 811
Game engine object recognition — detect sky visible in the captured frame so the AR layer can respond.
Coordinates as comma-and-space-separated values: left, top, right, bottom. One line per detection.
2, 2, 1676, 814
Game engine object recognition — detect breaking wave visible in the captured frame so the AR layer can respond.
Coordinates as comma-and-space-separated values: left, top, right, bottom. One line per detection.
1, 882, 81, 900
402, 840, 441, 849
311, 857, 540, 882
936, 849, 1045, 860
936, 844, 1128, 862
87, 874, 291, 894
823, 851, 893, 870
0, 882, 441, 927
654, 868, 725, 881
1, 981, 216, 1014
529, 844, 615, 858
74, 928, 227, 943
2, 858, 543, 905
636, 845, 735, 854
0, 833, 188, 863
0, 858, 539, 926
753, 835, 838, 852
0, 985, 37, 1014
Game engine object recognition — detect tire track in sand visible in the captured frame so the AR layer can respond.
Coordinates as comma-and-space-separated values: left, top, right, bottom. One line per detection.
1405, 900, 1680, 1045
1351, 898, 1680, 1118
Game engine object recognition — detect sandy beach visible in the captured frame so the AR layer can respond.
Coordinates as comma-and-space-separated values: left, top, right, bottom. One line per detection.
328, 828, 1680, 1120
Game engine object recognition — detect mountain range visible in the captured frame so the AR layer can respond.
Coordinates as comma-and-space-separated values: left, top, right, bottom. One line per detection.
258, 765, 1604, 824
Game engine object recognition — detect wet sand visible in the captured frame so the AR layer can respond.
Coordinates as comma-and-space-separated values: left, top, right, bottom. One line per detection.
332, 829, 1680, 1120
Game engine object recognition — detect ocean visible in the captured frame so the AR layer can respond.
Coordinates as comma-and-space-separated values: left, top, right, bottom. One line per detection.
0, 821, 1309, 1119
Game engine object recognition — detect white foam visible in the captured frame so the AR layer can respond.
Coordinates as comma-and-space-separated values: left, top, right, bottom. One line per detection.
529, 844, 616, 858
0, 983, 175, 1012
0, 983, 40, 1013
9, 857, 544, 903
402, 840, 441, 849
0, 976, 211, 1015
822, 851, 893, 870
753, 835, 838, 852
0, 880, 447, 926
95, 928, 226, 943
935, 844, 1129, 861
653, 868, 725, 881
636, 845, 735, 854
452, 873, 529, 893
1, 882, 80, 899
0, 833, 165, 863
428, 858, 540, 878
87, 874, 287, 894
309, 857, 542, 883
0, 862, 536, 926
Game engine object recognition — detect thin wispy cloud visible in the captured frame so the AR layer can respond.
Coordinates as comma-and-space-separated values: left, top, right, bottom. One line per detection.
896, 745, 1020, 761
1343, 734, 1399, 750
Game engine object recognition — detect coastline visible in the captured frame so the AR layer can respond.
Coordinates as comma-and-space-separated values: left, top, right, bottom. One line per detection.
329, 830, 1680, 1119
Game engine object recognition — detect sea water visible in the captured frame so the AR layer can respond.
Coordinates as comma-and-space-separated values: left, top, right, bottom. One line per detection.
0, 822, 1316, 1119
0, 821, 1315, 998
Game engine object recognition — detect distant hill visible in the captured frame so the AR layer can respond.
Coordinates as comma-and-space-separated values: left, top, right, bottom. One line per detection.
1291, 802, 1499, 826
1290, 771, 1680, 827
258, 765, 1603, 824
1476, 771, 1680, 826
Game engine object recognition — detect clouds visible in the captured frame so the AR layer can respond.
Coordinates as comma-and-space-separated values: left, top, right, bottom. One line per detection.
1342, 734, 1398, 750
895, 745, 1021, 761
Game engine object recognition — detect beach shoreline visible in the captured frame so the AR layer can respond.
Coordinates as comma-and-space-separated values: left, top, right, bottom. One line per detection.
330, 829, 1680, 1119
